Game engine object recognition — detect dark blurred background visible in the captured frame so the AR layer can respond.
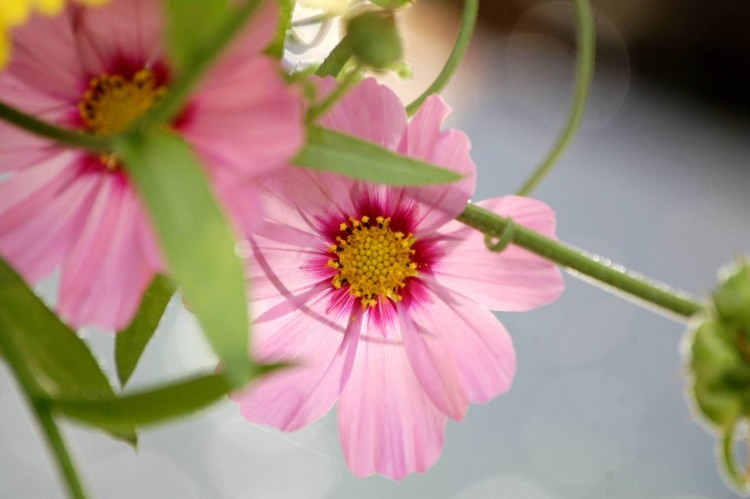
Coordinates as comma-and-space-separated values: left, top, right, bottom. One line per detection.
454, 0, 750, 121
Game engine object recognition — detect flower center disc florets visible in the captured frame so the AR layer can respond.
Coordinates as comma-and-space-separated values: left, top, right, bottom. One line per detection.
328, 215, 418, 308
78, 69, 166, 170
79, 69, 166, 134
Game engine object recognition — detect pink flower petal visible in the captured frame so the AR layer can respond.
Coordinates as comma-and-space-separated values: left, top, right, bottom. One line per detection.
136, 206, 165, 272
398, 282, 474, 420
317, 77, 408, 150
0, 125, 66, 173
259, 167, 358, 228
433, 196, 564, 311
3, 9, 83, 99
234, 288, 359, 431
58, 176, 154, 330
0, 155, 99, 282
338, 329, 447, 480
182, 56, 304, 179
403, 282, 516, 408
214, 178, 265, 238
398, 95, 476, 232
73, 0, 164, 76
0, 82, 73, 171
248, 235, 329, 310
221, 0, 279, 61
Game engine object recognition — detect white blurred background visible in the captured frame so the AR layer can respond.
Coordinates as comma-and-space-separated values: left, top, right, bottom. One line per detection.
2, 1, 750, 497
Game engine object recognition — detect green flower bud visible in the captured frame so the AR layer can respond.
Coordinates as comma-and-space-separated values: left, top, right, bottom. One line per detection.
713, 261, 750, 326
684, 258, 750, 492
687, 261, 750, 427
346, 10, 403, 70
690, 320, 744, 429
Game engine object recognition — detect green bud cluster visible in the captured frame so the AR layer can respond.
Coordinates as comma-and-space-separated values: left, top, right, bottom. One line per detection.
346, 10, 403, 70
689, 261, 750, 430
686, 260, 750, 490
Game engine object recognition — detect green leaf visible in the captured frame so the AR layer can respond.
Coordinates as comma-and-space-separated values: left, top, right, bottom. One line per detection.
116, 276, 175, 388
0, 259, 137, 445
265, 0, 294, 59
167, 0, 232, 71
55, 365, 282, 431
118, 130, 252, 386
57, 374, 230, 430
295, 126, 463, 185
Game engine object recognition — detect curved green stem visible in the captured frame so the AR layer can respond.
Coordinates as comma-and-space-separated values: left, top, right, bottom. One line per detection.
316, 35, 353, 77
457, 204, 703, 319
0, 332, 88, 499
405, 0, 478, 116
516, 0, 595, 196
721, 422, 749, 491
35, 407, 87, 499
0, 100, 112, 152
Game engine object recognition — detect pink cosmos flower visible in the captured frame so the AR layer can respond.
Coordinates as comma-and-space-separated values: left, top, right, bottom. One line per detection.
233, 78, 564, 479
0, 0, 303, 329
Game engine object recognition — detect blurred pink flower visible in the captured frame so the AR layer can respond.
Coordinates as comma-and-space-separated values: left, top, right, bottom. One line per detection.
233, 78, 564, 479
0, 0, 304, 329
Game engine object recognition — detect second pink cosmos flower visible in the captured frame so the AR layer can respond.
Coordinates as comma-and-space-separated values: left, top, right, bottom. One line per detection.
0, 0, 303, 329
233, 78, 565, 480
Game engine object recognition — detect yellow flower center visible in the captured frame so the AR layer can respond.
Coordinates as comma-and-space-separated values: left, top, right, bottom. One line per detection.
78, 69, 165, 136
328, 216, 418, 308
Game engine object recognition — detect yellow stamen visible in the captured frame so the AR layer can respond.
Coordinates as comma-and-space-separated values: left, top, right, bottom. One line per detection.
328, 215, 418, 308
78, 69, 165, 136
77, 69, 166, 170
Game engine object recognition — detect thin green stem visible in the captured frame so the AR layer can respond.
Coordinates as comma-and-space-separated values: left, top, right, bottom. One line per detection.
315, 35, 353, 77
35, 407, 87, 499
0, 100, 112, 152
265, 0, 295, 58
405, 0, 478, 116
139, 0, 264, 127
307, 67, 361, 122
457, 204, 703, 319
516, 0, 595, 196
0, 332, 88, 499
721, 421, 748, 491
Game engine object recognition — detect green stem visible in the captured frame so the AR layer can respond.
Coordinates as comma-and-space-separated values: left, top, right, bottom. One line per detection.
457, 204, 703, 319
140, 0, 264, 127
315, 35, 353, 77
35, 407, 88, 499
0, 100, 112, 152
405, 0, 478, 116
516, 0, 595, 196
721, 422, 748, 491
307, 67, 361, 122
265, 0, 295, 59
0, 332, 88, 499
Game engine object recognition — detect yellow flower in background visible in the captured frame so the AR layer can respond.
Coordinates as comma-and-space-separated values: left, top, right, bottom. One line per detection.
0, 0, 109, 68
